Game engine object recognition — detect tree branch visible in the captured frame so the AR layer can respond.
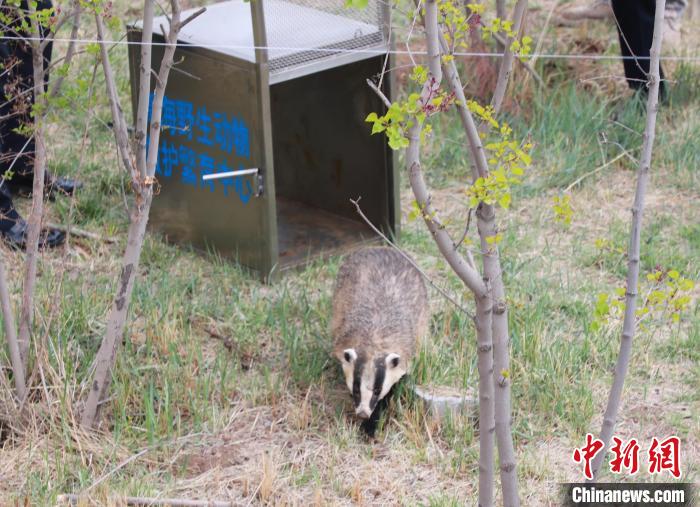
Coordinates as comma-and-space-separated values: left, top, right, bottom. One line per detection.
491, 0, 528, 114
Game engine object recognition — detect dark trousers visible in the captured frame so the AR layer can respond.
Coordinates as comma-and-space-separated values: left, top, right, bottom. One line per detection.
611, 0, 667, 97
0, 0, 53, 220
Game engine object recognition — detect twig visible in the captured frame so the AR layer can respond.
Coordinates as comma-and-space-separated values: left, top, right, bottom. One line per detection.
454, 207, 473, 250
350, 197, 472, 317
489, 30, 544, 87
84, 448, 149, 492
366, 78, 392, 109
522, 0, 559, 88
563, 150, 627, 192
47, 223, 117, 243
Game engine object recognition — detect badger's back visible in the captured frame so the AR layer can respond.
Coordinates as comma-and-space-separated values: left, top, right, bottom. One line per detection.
331, 247, 428, 360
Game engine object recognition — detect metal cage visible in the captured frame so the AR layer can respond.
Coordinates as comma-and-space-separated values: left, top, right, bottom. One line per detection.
128, 0, 396, 280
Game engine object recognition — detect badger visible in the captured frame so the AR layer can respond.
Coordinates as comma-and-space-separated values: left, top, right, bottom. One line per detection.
331, 247, 428, 436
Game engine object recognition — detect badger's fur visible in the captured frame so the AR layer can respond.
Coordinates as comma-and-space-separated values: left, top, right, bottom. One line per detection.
331, 247, 428, 435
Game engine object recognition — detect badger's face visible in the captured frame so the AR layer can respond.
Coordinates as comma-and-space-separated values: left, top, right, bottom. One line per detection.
340, 348, 406, 419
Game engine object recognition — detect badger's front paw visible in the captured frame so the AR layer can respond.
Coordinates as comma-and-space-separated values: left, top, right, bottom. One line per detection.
360, 417, 379, 439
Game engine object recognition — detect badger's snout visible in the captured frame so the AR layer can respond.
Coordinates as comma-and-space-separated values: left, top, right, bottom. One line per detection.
355, 406, 372, 419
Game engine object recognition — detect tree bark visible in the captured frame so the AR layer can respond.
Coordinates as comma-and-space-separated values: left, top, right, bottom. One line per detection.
135, 0, 154, 179
0, 259, 26, 401
417, 3, 495, 505
589, 0, 666, 481
81, 0, 202, 428
440, 3, 528, 500
17, 9, 49, 371
80, 199, 151, 428
491, 0, 528, 115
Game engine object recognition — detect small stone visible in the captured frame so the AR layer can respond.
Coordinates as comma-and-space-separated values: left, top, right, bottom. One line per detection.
413, 384, 477, 419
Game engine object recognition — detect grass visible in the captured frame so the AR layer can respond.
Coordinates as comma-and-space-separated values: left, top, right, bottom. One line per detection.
1, 1, 699, 505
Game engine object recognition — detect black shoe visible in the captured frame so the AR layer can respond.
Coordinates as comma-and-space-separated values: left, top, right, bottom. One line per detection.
0, 219, 65, 250
8, 172, 83, 199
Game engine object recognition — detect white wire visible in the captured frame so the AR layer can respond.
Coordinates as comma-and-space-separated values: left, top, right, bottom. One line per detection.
1, 35, 699, 61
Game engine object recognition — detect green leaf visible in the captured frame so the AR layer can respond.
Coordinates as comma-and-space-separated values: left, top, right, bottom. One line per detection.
371, 122, 385, 134
498, 193, 511, 209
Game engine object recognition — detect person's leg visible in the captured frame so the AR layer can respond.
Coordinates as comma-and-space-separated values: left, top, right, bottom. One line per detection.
1, 0, 81, 197
0, 1, 38, 180
611, 0, 667, 98
0, 5, 63, 248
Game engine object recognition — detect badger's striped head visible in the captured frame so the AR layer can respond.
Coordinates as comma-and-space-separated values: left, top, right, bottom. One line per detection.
340, 348, 406, 419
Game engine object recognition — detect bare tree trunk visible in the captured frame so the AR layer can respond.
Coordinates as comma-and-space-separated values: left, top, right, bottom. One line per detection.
17, 13, 49, 370
81, 0, 203, 428
441, 42, 521, 507
80, 200, 151, 428
440, 3, 527, 500
477, 202, 519, 506
589, 0, 666, 481
483, 5, 526, 503
417, 3, 496, 505
406, 123, 495, 507
0, 259, 26, 401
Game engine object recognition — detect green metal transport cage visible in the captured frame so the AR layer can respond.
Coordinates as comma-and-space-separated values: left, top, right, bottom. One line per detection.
127, 0, 398, 279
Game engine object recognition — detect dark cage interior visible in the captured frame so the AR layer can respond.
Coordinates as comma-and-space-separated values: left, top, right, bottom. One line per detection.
271, 56, 396, 269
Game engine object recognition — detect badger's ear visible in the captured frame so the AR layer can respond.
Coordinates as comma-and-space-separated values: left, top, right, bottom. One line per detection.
386, 353, 400, 369
343, 348, 357, 363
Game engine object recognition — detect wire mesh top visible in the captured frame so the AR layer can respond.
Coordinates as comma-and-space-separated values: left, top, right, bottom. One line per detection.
263, 0, 386, 72
138, 0, 388, 81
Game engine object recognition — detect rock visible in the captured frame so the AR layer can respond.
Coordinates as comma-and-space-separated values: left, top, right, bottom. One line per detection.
413, 384, 477, 419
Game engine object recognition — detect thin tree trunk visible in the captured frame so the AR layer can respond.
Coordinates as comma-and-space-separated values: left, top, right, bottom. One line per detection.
93, 13, 137, 181
589, 0, 666, 481
80, 200, 151, 428
0, 259, 26, 401
406, 123, 495, 507
484, 5, 526, 502
440, 4, 527, 500
17, 18, 49, 370
477, 201, 519, 506
81, 0, 202, 428
418, 3, 495, 505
